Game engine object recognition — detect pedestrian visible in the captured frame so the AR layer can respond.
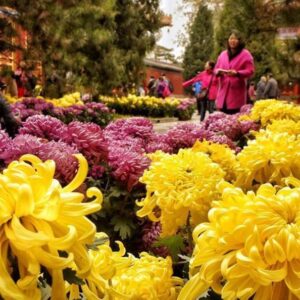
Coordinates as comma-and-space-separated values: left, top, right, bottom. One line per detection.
183, 61, 218, 121
12, 61, 28, 98
215, 30, 255, 114
263, 73, 279, 99
147, 76, 157, 96
0, 81, 19, 137
256, 76, 267, 100
248, 81, 256, 102
156, 76, 170, 99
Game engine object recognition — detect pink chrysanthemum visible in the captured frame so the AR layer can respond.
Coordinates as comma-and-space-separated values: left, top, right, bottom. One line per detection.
38, 141, 79, 184
67, 121, 108, 165
0, 134, 44, 164
19, 115, 70, 142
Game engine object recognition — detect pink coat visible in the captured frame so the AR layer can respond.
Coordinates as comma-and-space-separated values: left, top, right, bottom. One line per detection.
215, 49, 254, 110
183, 70, 218, 101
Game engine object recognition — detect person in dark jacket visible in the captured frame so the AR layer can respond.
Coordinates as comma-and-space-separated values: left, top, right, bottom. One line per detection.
0, 82, 19, 137
263, 73, 279, 99
256, 76, 267, 100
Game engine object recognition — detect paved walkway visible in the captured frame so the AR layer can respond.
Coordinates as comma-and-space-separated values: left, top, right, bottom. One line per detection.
152, 112, 201, 133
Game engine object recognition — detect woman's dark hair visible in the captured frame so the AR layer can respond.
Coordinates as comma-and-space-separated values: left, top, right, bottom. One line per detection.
207, 61, 215, 69
227, 30, 245, 60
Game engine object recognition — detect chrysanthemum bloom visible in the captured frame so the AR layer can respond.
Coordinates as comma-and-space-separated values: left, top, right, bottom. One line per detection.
69, 234, 182, 300
0, 134, 43, 164
0, 129, 11, 154
179, 182, 300, 300
0, 154, 102, 300
104, 117, 154, 148
137, 149, 225, 236
192, 140, 238, 182
20, 115, 70, 142
235, 131, 300, 190
108, 145, 150, 191
266, 119, 300, 136
165, 123, 207, 153
38, 141, 79, 184
109, 252, 183, 300
243, 99, 300, 127
67, 121, 108, 165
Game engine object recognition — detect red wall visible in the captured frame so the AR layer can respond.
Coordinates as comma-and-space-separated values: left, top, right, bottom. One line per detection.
145, 66, 184, 96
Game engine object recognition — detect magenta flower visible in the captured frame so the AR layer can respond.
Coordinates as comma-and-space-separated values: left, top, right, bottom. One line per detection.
140, 222, 169, 257
67, 121, 108, 165
38, 141, 79, 184
19, 115, 70, 142
145, 133, 173, 153
0, 134, 44, 164
108, 146, 150, 191
0, 129, 11, 153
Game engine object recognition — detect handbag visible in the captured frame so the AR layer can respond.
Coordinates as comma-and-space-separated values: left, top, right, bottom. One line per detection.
196, 73, 214, 100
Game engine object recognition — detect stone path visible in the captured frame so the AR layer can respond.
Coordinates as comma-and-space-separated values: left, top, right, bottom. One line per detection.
152, 112, 201, 133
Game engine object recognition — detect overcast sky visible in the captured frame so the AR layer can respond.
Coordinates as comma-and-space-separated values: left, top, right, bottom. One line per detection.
158, 0, 192, 59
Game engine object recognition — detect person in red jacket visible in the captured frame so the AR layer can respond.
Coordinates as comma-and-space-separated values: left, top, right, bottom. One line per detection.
183, 61, 218, 121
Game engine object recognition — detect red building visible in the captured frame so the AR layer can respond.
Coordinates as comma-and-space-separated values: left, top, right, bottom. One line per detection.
144, 58, 184, 96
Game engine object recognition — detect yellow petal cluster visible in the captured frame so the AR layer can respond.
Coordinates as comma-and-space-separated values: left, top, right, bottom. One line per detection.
179, 183, 300, 300
0, 154, 102, 300
49, 92, 84, 107
192, 140, 238, 182
69, 234, 182, 300
101, 94, 181, 110
266, 119, 300, 136
235, 131, 300, 190
110, 252, 183, 300
137, 149, 225, 236
242, 99, 300, 127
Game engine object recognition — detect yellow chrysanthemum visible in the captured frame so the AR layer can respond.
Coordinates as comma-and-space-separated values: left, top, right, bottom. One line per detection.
110, 252, 183, 300
266, 119, 300, 136
192, 140, 238, 182
235, 131, 300, 190
0, 154, 102, 300
69, 235, 182, 300
179, 182, 300, 300
137, 149, 225, 236
68, 232, 128, 300
242, 99, 300, 127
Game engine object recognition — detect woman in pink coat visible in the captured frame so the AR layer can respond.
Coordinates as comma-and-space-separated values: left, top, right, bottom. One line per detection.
183, 61, 218, 121
215, 30, 255, 114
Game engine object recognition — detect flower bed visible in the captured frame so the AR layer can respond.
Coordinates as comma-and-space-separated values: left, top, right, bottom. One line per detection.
9, 96, 114, 127
0, 99, 300, 299
100, 94, 196, 120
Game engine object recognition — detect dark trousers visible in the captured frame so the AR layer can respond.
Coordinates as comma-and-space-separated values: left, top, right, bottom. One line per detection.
0, 96, 19, 137
221, 102, 240, 115
198, 98, 215, 121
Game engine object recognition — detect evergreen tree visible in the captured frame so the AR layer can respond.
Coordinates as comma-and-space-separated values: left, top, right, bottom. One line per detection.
114, 0, 162, 85
215, 0, 278, 81
2, 0, 161, 96
182, 3, 214, 80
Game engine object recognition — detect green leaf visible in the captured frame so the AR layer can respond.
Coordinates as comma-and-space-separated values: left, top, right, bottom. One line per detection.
63, 268, 85, 285
86, 236, 109, 251
110, 216, 135, 240
153, 235, 185, 262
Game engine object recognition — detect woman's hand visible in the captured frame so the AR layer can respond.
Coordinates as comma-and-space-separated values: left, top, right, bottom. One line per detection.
227, 70, 238, 76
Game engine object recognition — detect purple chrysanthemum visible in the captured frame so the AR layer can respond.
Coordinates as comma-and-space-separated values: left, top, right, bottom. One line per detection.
19, 115, 70, 142
0, 129, 11, 155
0, 134, 44, 164
104, 117, 154, 147
108, 146, 150, 191
145, 133, 173, 154
140, 222, 169, 257
165, 123, 208, 153
38, 141, 79, 184
67, 121, 108, 165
